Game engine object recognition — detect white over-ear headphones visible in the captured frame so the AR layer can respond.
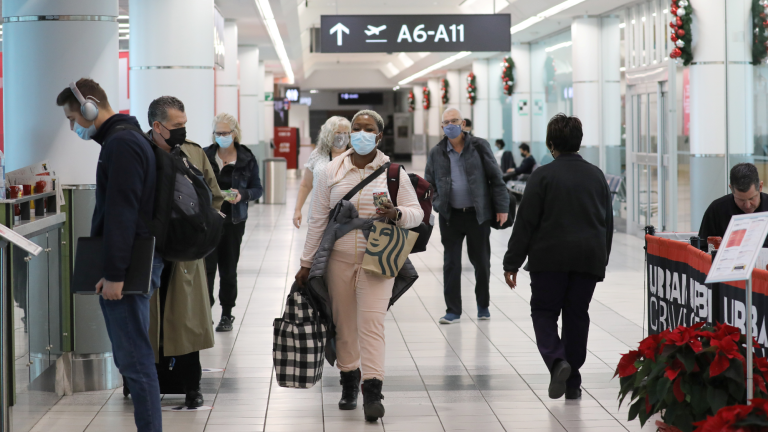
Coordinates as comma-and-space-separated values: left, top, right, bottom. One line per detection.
69, 81, 100, 122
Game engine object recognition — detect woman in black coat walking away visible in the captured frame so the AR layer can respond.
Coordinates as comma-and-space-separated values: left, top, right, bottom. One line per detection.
204, 113, 263, 332
503, 113, 613, 401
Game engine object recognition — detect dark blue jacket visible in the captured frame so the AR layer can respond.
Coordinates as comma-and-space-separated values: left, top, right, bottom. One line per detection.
90, 114, 156, 282
204, 143, 263, 224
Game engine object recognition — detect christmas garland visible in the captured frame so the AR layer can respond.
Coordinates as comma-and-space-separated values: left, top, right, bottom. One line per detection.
669, 0, 693, 65
441, 78, 449, 105
408, 90, 415, 112
422, 86, 431, 110
466, 72, 476, 106
501, 56, 515, 96
752, 0, 768, 65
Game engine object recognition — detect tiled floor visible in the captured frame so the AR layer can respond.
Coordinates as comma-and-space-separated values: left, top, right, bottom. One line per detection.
25, 176, 661, 432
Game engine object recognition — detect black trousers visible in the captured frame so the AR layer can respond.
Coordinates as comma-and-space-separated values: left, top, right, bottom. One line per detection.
529, 271, 598, 389
206, 221, 246, 316
159, 263, 202, 392
439, 209, 491, 316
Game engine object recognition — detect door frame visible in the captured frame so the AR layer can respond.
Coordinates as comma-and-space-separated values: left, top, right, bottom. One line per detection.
625, 62, 678, 236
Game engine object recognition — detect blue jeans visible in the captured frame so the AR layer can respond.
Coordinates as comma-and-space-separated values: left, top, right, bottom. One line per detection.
100, 254, 164, 432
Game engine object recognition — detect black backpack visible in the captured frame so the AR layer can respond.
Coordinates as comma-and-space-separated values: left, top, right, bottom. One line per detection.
105, 124, 224, 262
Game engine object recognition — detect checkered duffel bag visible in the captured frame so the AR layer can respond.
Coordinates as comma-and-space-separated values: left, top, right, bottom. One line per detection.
272, 285, 326, 388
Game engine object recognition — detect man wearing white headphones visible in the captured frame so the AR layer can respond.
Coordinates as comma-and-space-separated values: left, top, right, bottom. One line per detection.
57, 78, 164, 432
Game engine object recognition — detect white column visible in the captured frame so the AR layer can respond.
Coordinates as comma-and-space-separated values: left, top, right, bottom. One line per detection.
427, 78, 442, 153
459, 70, 472, 124
511, 44, 532, 162
688, 0, 737, 228
216, 20, 239, 118
130, 0, 214, 145
257, 62, 266, 143
725, 0, 754, 160
445, 70, 461, 113
3, 0, 118, 184
602, 17, 622, 175
472, 60, 490, 140
488, 58, 504, 143
239, 46, 260, 145
263, 72, 274, 143
412, 85, 427, 172
571, 17, 601, 166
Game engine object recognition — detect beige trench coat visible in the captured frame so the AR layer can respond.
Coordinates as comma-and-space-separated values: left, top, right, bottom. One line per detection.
149, 140, 224, 361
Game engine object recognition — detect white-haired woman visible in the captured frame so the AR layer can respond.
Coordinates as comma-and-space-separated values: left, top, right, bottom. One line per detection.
295, 110, 423, 422
204, 113, 263, 332
293, 116, 351, 228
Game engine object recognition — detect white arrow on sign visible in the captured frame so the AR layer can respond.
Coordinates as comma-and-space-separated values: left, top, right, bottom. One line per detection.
330, 22, 349, 46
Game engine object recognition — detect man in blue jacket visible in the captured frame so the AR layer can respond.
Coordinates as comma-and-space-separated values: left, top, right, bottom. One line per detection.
425, 108, 509, 324
57, 78, 164, 432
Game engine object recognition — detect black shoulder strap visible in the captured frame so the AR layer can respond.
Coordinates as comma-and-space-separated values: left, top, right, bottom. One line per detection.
341, 162, 391, 202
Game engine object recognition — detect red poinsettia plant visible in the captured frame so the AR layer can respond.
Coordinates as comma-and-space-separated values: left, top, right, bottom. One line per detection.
692, 398, 768, 431
616, 322, 768, 432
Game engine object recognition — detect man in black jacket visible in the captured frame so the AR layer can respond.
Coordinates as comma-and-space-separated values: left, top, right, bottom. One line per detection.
699, 163, 768, 247
503, 143, 536, 181
57, 79, 164, 431
425, 108, 509, 324
503, 114, 613, 401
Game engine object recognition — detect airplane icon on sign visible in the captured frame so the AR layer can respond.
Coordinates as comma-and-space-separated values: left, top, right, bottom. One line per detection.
365, 25, 387, 36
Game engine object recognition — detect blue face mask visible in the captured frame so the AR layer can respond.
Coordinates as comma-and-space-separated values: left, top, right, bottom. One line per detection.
216, 135, 234, 148
350, 131, 377, 156
443, 124, 462, 139
74, 121, 97, 140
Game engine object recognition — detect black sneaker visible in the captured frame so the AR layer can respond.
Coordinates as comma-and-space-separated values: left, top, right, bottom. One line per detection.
216, 316, 235, 332
565, 388, 582, 400
548, 360, 571, 399
185, 390, 203, 408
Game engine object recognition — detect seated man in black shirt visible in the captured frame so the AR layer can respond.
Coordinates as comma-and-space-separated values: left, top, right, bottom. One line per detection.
503, 143, 537, 181
699, 163, 768, 246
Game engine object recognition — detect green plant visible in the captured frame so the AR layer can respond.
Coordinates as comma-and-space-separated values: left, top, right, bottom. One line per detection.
668, 0, 693, 65
693, 398, 768, 431
501, 56, 514, 96
616, 322, 768, 432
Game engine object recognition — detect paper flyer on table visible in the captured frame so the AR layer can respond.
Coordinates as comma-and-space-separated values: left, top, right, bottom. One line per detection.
706, 213, 768, 283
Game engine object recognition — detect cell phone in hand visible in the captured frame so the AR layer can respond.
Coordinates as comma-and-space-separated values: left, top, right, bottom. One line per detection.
373, 188, 390, 214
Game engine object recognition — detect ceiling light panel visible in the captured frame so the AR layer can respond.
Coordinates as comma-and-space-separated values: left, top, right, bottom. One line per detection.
399, 51, 471, 85
254, 0, 294, 83
510, 0, 587, 35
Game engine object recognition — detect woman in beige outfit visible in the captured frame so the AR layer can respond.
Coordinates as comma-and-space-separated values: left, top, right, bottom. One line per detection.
295, 110, 423, 422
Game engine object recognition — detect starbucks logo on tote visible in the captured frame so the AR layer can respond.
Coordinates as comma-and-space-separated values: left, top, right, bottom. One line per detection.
366, 223, 412, 277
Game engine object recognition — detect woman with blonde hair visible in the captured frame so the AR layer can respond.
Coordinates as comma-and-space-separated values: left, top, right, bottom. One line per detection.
204, 112, 263, 332
293, 115, 351, 228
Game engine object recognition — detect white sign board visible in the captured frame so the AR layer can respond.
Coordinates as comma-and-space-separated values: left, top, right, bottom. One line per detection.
705, 213, 768, 284
0, 225, 42, 256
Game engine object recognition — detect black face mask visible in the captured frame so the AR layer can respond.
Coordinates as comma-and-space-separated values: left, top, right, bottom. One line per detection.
520, 153, 525, 158
161, 123, 187, 147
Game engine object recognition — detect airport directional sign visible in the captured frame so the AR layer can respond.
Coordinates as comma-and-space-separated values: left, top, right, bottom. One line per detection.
320, 15, 511, 53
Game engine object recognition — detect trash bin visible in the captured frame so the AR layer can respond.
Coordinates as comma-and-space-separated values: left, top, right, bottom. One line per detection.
264, 158, 287, 204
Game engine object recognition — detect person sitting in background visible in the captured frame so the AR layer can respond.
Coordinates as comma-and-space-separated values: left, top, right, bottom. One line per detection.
699, 163, 768, 247
204, 113, 263, 332
293, 116, 350, 228
463, 118, 473, 135
503, 113, 613, 401
495, 139, 516, 174
146, 96, 223, 409
503, 143, 536, 181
